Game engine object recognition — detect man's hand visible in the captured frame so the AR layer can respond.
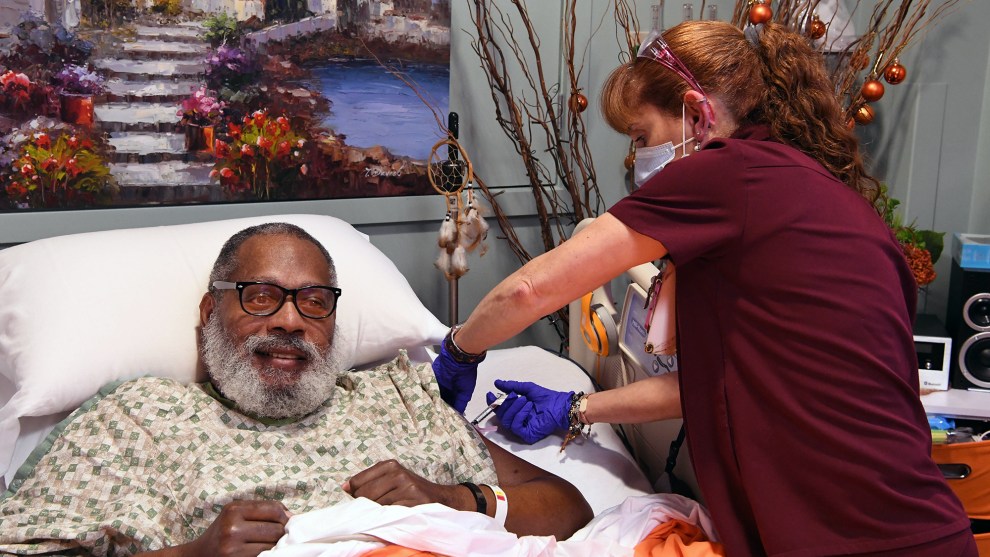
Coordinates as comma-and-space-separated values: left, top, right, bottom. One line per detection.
344, 460, 465, 510
432, 340, 480, 414
488, 380, 573, 444
184, 500, 289, 557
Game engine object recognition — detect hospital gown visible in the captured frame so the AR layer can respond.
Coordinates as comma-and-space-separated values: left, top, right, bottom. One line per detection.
0, 351, 496, 556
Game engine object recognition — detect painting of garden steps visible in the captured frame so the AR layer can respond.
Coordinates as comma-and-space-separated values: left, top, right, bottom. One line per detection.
0, 0, 450, 210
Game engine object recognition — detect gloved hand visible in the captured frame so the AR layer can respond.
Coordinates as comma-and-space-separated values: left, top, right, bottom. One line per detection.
433, 339, 480, 414
486, 380, 573, 444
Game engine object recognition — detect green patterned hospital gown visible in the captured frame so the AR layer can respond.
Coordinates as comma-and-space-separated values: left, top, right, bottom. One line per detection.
0, 351, 497, 556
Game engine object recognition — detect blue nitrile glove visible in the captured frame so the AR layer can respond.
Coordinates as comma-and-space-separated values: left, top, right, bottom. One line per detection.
433, 339, 480, 414
486, 380, 573, 444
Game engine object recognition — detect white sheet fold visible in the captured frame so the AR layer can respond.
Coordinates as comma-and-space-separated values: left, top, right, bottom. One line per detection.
260, 493, 715, 557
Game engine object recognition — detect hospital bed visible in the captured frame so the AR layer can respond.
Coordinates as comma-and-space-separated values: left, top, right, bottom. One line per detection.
0, 213, 718, 555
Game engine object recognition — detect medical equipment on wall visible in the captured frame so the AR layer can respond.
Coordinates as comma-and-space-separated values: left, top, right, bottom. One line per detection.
427, 112, 489, 324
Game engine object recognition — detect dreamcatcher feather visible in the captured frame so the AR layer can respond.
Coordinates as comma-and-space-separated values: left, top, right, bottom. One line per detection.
428, 138, 489, 281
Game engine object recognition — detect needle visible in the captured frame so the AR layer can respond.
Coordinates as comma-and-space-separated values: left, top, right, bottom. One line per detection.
470, 392, 505, 425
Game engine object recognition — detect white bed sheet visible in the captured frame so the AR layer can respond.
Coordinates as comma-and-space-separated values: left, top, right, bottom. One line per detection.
2, 346, 654, 513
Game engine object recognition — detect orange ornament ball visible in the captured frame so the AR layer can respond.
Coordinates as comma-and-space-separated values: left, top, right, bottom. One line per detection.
861, 79, 885, 102
569, 92, 588, 113
749, 2, 772, 25
884, 60, 907, 85
807, 16, 826, 40
849, 51, 870, 72
854, 104, 875, 126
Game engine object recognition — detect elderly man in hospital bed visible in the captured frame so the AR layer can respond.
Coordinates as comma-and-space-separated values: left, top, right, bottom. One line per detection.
0, 222, 594, 556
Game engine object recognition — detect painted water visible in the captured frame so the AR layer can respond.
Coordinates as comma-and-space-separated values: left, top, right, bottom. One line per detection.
305, 59, 450, 161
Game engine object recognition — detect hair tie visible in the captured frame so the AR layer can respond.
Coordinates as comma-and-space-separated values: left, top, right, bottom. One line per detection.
744, 24, 763, 47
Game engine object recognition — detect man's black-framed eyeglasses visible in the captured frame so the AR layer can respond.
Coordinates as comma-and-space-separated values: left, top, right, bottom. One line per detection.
212, 281, 341, 319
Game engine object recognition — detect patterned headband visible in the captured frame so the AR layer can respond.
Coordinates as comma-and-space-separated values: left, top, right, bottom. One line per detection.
636, 29, 716, 128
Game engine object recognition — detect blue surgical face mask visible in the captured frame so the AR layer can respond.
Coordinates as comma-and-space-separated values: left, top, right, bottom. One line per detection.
632, 104, 695, 188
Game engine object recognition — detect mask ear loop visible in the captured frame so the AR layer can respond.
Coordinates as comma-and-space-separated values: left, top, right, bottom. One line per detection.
681, 103, 691, 157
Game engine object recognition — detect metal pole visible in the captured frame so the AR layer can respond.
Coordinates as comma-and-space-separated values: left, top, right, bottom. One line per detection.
449, 277, 459, 326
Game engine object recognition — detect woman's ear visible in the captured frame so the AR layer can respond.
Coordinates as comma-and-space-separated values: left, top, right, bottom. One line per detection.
682, 90, 711, 140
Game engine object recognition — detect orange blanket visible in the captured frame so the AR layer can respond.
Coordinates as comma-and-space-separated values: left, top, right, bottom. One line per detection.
634, 519, 726, 557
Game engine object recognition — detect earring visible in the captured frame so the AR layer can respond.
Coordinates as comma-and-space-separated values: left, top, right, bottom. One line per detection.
694, 142, 702, 152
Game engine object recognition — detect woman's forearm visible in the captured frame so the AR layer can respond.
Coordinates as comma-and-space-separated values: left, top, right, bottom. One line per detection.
583, 373, 682, 424
455, 214, 668, 354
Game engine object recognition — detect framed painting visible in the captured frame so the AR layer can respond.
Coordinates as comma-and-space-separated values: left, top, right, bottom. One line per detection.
0, 0, 451, 211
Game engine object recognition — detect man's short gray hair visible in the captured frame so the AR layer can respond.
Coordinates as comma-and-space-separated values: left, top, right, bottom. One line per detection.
208, 222, 337, 291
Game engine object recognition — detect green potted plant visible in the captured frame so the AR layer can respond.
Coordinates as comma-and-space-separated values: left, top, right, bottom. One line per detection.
881, 187, 945, 288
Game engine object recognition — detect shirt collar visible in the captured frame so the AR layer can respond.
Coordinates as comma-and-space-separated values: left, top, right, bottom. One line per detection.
199, 381, 304, 426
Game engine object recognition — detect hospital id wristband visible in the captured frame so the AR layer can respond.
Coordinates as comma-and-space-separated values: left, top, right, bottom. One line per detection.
483, 484, 508, 527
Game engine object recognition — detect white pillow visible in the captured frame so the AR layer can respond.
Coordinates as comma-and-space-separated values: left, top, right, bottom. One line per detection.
0, 214, 448, 479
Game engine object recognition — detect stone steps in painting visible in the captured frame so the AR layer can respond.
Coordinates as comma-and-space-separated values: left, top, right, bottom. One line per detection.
95, 101, 183, 133
109, 160, 214, 193
107, 132, 214, 164
93, 58, 206, 81
132, 24, 206, 43
118, 40, 210, 62
90, 23, 219, 197
104, 79, 201, 104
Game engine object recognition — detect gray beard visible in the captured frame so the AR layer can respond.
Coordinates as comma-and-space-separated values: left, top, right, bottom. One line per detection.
202, 312, 343, 419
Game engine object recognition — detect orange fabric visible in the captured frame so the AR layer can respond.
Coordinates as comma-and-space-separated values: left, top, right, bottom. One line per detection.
634, 519, 726, 557
362, 545, 439, 556
974, 532, 989, 557
932, 439, 990, 518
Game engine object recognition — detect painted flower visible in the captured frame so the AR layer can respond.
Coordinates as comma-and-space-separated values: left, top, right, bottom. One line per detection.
53, 65, 107, 96
178, 87, 225, 126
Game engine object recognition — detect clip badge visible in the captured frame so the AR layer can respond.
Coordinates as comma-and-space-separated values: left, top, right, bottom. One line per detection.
643, 260, 677, 356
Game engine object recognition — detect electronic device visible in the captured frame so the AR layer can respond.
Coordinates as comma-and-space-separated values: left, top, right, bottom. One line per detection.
913, 314, 953, 391
618, 282, 678, 378
946, 253, 990, 391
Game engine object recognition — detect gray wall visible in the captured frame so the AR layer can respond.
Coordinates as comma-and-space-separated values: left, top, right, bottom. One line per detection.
0, 0, 985, 348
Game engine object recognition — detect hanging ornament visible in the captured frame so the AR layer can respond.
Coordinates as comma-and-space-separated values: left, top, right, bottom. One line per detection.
853, 104, 875, 126
624, 151, 635, 171
449, 245, 469, 279
438, 208, 457, 248
883, 59, 907, 85
435, 249, 452, 280
849, 51, 871, 72
807, 14, 826, 40
861, 78, 885, 102
568, 92, 588, 113
749, 0, 772, 25
457, 184, 490, 255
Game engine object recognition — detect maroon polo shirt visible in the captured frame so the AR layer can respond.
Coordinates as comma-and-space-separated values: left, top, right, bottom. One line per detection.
609, 125, 971, 556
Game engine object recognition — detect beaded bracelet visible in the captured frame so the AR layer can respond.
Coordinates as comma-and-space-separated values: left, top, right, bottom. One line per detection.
445, 324, 487, 364
560, 391, 590, 452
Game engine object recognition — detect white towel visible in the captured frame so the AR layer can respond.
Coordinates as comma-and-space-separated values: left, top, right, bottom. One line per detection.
260, 493, 716, 557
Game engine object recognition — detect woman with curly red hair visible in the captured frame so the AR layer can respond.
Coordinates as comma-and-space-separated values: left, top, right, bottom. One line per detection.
432, 20, 976, 556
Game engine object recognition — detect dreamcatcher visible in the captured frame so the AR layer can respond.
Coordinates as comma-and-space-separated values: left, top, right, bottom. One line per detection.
428, 130, 489, 323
